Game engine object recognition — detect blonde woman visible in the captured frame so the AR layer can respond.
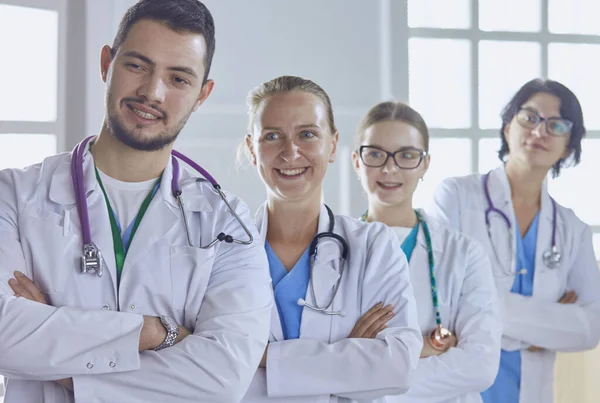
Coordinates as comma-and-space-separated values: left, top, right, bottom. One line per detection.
240, 76, 422, 403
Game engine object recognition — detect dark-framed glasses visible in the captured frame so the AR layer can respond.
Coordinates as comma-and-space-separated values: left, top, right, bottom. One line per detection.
516, 108, 573, 137
359, 145, 427, 169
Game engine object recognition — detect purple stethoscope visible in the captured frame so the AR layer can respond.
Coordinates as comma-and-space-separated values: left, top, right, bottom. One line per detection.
72, 135, 254, 277
483, 172, 561, 272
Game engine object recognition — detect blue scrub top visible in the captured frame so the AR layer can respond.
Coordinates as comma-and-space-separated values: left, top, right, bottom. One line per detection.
481, 212, 540, 403
265, 241, 311, 340
401, 223, 420, 261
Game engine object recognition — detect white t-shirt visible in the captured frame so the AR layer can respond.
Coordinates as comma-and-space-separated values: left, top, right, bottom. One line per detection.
390, 226, 413, 245
96, 168, 159, 237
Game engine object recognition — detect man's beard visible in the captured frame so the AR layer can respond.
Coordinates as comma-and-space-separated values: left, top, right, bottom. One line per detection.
106, 97, 193, 151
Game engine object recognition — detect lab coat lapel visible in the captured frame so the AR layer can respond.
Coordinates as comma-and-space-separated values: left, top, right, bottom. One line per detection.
416, 210, 444, 267
255, 203, 284, 341
534, 186, 560, 291
48, 143, 119, 301
299, 204, 341, 341
486, 166, 517, 275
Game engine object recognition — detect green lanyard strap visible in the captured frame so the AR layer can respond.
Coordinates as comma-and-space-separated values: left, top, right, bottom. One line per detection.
94, 167, 159, 286
361, 209, 443, 327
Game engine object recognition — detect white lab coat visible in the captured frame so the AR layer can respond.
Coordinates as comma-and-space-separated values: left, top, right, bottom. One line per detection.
385, 211, 501, 403
241, 203, 423, 403
0, 144, 273, 403
430, 165, 600, 403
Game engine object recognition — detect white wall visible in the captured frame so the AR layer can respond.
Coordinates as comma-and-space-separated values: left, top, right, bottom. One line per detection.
83, 0, 401, 217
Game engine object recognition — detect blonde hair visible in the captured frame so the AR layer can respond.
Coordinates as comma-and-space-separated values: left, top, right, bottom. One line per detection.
355, 101, 429, 151
237, 75, 337, 167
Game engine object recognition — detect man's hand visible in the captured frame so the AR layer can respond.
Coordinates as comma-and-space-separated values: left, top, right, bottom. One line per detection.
348, 302, 395, 338
8, 271, 48, 304
420, 334, 458, 358
258, 345, 268, 368
527, 290, 578, 353
56, 378, 74, 391
139, 317, 193, 351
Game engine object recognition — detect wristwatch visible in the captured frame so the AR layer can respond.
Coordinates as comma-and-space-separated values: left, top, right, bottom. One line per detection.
154, 316, 179, 351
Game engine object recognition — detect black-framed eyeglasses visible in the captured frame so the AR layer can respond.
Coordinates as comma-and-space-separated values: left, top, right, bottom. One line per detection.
516, 108, 573, 137
358, 145, 427, 169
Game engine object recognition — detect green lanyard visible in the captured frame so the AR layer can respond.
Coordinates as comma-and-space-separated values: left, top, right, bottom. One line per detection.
95, 167, 160, 287
361, 209, 443, 327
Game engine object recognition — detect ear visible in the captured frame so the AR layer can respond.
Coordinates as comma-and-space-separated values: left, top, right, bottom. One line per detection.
503, 122, 511, 143
100, 45, 114, 83
192, 79, 215, 112
351, 149, 361, 174
420, 153, 431, 180
245, 134, 257, 166
422, 153, 431, 172
328, 131, 339, 163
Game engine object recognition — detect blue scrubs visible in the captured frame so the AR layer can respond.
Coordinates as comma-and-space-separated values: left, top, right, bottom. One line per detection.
481, 212, 540, 403
265, 241, 311, 340
401, 224, 420, 261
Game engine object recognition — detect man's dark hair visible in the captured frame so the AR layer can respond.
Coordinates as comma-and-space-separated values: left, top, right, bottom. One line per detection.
111, 0, 215, 84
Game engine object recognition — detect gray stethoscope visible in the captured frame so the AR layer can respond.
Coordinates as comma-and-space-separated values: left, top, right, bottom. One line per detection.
73, 135, 254, 277
296, 205, 349, 316
483, 172, 561, 272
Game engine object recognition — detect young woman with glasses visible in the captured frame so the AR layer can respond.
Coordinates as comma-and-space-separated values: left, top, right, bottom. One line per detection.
431, 78, 600, 403
352, 101, 502, 403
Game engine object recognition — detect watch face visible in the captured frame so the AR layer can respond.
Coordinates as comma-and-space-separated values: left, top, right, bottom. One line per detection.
161, 316, 177, 332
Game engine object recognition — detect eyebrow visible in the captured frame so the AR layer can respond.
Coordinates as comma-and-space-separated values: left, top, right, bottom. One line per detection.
522, 106, 562, 119
261, 124, 320, 131
122, 50, 199, 79
365, 145, 423, 152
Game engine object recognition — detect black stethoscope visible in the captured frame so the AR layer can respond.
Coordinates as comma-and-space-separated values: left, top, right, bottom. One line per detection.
483, 171, 561, 272
296, 205, 349, 316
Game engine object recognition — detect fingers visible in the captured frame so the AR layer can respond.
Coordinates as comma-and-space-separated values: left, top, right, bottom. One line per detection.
559, 290, 577, 304
349, 303, 395, 338
11, 271, 47, 304
449, 334, 458, 348
9, 278, 34, 300
362, 308, 395, 338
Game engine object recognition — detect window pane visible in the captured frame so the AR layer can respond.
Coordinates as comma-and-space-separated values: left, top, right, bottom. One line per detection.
0, 5, 58, 122
408, 0, 470, 29
479, 0, 541, 32
548, 43, 600, 130
549, 0, 600, 35
479, 41, 541, 129
548, 139, 600, 226
478, 138, 502, 173
409, 38, 471, 129
0, 134, 57, 170
414, 138, 472, 210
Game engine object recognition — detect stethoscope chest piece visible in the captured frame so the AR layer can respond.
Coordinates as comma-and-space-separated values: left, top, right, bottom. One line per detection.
81, 243, 103, 277
542, 246, 561, 269
429, 324, 453, 351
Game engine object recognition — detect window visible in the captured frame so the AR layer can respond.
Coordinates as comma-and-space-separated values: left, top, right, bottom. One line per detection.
0, 0, 64, 172
407, 0, 600, 257
408, 0, 471, 29
0, 4, 58, 121
408, 38, 471, 129
478, 41, 541, 129
0, 134, 57, 170
414, 138, 471, 209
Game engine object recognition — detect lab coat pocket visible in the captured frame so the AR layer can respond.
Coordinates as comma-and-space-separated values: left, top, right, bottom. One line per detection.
170, 245, 214, 311
19, 208, 79, 295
